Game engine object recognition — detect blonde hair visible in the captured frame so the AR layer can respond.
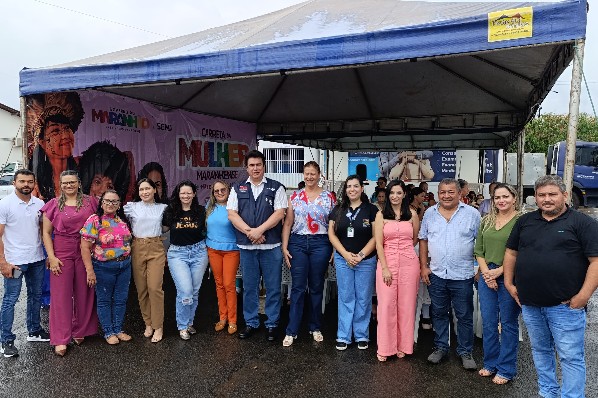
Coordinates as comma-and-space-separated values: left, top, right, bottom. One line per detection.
206, 180, 230, 219
481, 183, 521, 232
57, 170, 85, 211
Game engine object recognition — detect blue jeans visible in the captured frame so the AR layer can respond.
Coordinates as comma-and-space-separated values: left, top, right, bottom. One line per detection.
239, 246, 282, 328
93, 258, 131, 338
335, 252, 376, 343
478, 263, 520, 380
285, 234, 332, 336
0, 260, 46, 342
522, 304, 586, 398
428, 273, 474, 355
168, 241, 209, 331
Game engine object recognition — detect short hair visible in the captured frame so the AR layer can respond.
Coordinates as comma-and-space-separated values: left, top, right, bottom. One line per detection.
244, 150, 265, 167
13, 169, 35, 181
377, 176, 387, 183
535, 175, 566, 193
439, 178, 460, 190
418, 181, 428, 188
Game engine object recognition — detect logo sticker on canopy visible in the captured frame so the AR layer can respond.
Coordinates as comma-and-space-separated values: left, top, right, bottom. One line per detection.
488, 7, 533, 43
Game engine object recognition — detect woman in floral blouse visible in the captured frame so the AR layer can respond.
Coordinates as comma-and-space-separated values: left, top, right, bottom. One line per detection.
80, 189, 133, 345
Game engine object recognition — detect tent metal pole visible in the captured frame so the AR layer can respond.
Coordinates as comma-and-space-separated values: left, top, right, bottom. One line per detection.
20, 97, 27, 167
563, 38, 585, 204
516, 129, 525, 207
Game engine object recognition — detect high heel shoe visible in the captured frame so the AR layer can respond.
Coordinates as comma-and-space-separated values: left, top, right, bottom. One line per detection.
54, 345, 67, 356
151, 328, 163, 343
73, 337, 84, 346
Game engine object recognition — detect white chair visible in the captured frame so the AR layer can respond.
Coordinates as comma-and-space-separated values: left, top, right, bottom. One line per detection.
322, 262, 336, 314
281, 261, 292, 301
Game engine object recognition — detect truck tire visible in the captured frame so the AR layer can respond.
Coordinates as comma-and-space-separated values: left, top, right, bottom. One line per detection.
572, 190, 582, 209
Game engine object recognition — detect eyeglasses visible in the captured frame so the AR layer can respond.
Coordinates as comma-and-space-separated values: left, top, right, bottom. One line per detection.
214, 188, 228, 194
102, 199, 120, 205
61, 181, 78, 186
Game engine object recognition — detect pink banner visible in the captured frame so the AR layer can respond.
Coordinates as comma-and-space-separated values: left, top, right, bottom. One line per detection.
26, 91, 256, 203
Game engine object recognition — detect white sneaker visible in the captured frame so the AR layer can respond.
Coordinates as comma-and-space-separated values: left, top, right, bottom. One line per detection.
310, 330, 324, 342
282, 335, 295, 347
179, 329, 191, 340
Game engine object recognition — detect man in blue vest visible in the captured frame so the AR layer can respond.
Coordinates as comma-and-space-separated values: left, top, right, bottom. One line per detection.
227, 150, 287, 341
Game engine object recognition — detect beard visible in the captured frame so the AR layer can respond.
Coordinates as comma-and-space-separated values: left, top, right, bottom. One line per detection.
541, 203, 564, 217
15, 186, 32, 195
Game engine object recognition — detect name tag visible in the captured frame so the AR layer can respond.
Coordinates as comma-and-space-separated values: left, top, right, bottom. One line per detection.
347, 227, 354, 238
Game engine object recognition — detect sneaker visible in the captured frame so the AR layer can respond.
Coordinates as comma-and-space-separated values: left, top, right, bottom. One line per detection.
187, 325, 197, 335
0, 341, 18, 358
427, 348, 448, 364
27, 329, 50, 342
179, 329, 191, 340
336, 342, 348, 351
461, 353, 477, 370
421, 318, 432, 330
282, 335, 296, 347
357, 341, 369, 350
310, 330, 324, 342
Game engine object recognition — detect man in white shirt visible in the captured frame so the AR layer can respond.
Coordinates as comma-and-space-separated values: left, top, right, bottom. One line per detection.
228, 150, 287, 341
0, 169, 49, 358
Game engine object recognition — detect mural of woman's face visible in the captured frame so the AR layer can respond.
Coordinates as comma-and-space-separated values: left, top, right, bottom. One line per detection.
147, 170, 163, 198
90, 174, 114, 199
40, 121, 74, 160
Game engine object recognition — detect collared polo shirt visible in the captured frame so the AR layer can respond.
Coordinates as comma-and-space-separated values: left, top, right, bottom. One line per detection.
0, 192, 45, 265
506, 207, 598, 307
418, 202, 481, 280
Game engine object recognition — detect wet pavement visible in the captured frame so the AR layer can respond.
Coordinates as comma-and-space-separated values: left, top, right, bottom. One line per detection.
0, 272, 596, 398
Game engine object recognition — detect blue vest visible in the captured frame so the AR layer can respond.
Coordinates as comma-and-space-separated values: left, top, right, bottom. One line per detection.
233, 179, 283, 246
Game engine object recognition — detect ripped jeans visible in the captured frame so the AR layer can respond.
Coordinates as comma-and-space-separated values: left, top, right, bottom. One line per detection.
167, 240, 209, 331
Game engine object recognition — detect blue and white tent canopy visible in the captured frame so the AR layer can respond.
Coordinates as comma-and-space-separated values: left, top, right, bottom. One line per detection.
20, 0, 587, 150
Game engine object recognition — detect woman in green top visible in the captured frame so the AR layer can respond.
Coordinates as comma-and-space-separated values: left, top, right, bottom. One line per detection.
474, 183, 521, 385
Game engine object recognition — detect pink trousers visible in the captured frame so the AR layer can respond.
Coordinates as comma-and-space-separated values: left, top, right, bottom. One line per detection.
376, 254, 420, 356
50, 237, 98, 345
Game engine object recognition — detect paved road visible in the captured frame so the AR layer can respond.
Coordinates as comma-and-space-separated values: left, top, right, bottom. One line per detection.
0, 272, 596, 398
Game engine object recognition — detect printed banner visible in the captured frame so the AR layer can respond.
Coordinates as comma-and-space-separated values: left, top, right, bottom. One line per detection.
349, 151, 457, 182
483, 150, 500, 183
25, 91, 256, 204
488, 7, 533, 42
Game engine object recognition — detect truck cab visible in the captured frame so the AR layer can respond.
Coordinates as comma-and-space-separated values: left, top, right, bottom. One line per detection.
548, 141, 598, 207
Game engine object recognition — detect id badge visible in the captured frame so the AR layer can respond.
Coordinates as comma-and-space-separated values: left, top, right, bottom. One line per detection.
347, 227, 354, 238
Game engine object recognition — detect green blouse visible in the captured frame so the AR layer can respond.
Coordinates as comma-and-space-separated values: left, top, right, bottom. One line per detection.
473, 215, 519, 266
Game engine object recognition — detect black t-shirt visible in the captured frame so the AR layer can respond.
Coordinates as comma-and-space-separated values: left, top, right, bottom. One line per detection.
330, 203, 378, 259
506, 207, 598, 307
162, 208, 206, 246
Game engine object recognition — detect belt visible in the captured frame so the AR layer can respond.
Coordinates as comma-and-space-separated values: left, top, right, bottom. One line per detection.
95, 255, 130, 263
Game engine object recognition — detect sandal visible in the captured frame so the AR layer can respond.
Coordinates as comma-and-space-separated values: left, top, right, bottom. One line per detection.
73, 337, 84, 346
492, 375, 510, 385
144, 326, 154, 338
214, 320, 227, 332
479, 368, 495, 377
151, 328, 163, 343
116, 332, 132, 341
397, 351, 406, 359
377, 354, 387, 362
228, 324, 237, 335
54, 345, 67, 356
106, 335, 120, 345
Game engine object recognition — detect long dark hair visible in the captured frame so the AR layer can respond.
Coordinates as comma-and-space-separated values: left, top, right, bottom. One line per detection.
333, 174, 369, 231
133, 178, 161, 203
165, 180, 202, 223
96, 189, 128, 225
79, 141, 130, 201
137, 162, 168, 204
382, 180, 412, 221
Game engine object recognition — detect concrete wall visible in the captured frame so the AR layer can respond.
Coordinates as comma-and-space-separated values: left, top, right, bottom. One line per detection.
0, 107, 23, 167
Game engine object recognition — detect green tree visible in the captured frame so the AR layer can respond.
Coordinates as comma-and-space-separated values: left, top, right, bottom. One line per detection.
511, 113, 598, 153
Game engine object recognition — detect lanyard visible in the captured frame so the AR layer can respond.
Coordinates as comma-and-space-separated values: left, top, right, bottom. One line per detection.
346, 207, 361, 227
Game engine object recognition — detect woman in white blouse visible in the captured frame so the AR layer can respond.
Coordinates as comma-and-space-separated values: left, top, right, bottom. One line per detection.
123, 178, 168, 342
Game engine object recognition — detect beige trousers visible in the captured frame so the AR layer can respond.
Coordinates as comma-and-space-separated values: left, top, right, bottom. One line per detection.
131, 237, 166, 329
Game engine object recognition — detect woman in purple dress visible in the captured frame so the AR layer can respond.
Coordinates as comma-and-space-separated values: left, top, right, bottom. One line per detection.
41, 170, 98, 356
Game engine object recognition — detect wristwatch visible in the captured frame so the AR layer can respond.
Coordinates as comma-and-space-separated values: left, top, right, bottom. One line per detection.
358, 251, 365, 258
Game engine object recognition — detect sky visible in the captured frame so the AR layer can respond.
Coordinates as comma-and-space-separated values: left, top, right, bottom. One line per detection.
0, 0, 596, 115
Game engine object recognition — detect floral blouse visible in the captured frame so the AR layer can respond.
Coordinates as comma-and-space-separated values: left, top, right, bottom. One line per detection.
80, 214, 132, 261
290, 189, 336, 235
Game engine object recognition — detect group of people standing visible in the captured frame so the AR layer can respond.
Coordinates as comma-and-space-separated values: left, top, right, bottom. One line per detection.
0, 152, 596, 397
